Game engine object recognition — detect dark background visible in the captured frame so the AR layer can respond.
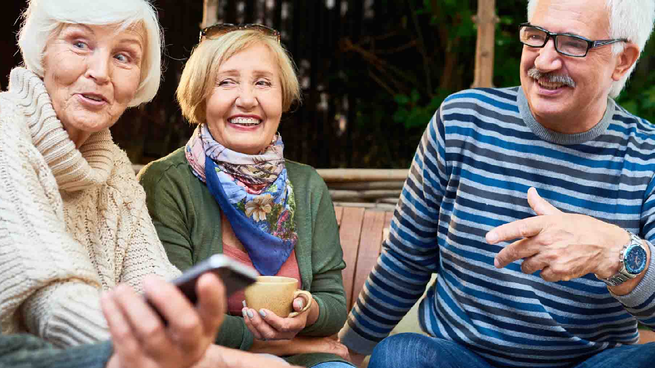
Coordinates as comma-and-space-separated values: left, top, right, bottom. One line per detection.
3, 0, 654, 169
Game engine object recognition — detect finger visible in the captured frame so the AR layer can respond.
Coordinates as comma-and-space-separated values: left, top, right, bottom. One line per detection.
494, 238, 541, 269
540, 266, 560, 282
293, 297, 306, 312
112, 283, 172, 357
249, 308, 288, 339
487, 216, 545, 245
195, 273, 226, 334
101, 291, 141, 367
142, 276, 201, 351
242, 308, 264, 340
258, 309, 303, 334
527, 187, 561, 216
540, 261, 588, 283
520, 255, 548, 275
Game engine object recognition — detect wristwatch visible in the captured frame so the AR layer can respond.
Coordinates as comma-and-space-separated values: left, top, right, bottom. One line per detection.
596, 231, 648, 287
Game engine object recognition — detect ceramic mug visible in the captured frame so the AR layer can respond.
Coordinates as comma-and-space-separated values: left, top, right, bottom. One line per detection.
244, 276, 312, 317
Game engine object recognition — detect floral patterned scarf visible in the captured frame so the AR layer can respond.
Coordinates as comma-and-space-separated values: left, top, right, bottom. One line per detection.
185, 125, 298, 275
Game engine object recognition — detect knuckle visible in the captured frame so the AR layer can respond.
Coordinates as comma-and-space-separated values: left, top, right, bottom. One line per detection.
278, 323, 291, 333
517, 223, 532, 239
541, 271, 556, 282
177, 313, 201, 334
542, 250, 557, 263
550, 264, 566, 276
111, 323, 133, 343
141, 321, 165, 340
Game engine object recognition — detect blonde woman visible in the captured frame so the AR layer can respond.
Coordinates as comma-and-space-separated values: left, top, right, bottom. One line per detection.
139, 24, 354, 367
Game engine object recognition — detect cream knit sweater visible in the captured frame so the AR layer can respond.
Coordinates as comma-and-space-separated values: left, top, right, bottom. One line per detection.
0, 68, 180, 347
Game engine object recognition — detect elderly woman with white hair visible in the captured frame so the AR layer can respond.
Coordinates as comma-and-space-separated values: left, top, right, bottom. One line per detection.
0, 1, 255, 367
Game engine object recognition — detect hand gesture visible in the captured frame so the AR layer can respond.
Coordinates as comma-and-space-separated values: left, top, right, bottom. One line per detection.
102, 274, 225, 368
487, 187, 629, 282
242, 293, 315, 341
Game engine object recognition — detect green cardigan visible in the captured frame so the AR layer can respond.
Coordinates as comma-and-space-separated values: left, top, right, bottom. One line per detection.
138, 148, 350, 367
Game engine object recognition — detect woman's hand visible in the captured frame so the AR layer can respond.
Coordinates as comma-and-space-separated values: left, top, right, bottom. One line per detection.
192, 344, 303, 368
102, 274, 225, 368
250, 336, 350, 359
346, 348, 367, 367
242, 294, 318, 341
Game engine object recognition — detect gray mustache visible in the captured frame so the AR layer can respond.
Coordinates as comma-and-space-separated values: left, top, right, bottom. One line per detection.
527, 68, 576, 88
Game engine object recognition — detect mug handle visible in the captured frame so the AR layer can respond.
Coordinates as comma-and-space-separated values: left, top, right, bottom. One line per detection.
288, 290, 312, 317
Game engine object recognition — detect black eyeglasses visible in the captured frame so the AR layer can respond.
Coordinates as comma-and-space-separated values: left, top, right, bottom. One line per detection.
518, 23, 627, 57
199, 23, 281, 43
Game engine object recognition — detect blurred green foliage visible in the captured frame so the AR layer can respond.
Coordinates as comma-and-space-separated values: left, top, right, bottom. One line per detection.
352, 0, 654, 165
616, 39, 655, 120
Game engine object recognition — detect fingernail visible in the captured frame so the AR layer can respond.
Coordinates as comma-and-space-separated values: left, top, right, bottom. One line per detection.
242, 309, 248, 319
247, 309, 254, 318
297, 300, 303, 309
494, 258, 500, 268
487, 232, 498, 243
259, 310, 267, 318
242, 300, 247, 308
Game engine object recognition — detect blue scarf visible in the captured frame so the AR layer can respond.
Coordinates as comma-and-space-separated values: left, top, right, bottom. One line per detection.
185, 125, 298, 275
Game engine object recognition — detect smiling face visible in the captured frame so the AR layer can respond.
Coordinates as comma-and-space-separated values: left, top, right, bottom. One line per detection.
43, 24, 144, 147
520, 0, 621, 133
204, 43, 283, 155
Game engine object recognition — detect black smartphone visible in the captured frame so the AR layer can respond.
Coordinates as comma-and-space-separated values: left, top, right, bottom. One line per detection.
172, 254, 259, 304
147, 254, 259, 323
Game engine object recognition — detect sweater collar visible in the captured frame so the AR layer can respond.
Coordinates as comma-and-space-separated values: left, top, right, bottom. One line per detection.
517, 86, 614, 145
8, 67, 114, 192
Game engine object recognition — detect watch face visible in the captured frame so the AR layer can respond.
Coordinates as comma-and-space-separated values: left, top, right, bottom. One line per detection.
625, 245, 648, 274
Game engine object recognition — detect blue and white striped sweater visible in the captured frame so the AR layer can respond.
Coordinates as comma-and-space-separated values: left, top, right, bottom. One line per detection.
340, 87, 655, 367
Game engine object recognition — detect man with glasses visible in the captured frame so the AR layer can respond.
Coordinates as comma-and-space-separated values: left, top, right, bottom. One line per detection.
339, 0, 655, 367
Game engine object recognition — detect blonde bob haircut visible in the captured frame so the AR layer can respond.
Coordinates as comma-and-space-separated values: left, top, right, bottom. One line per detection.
17, 0, 163, 107
177, 30, 301, 125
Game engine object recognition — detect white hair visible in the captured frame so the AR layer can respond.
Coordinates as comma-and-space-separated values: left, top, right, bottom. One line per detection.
17, 0, 163, 107
527, 0, 655, 98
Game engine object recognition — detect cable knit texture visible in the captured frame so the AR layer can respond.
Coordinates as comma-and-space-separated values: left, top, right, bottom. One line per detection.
0, 68, 180, 347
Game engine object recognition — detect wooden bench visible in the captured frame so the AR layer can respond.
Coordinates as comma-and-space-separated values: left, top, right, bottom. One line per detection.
333, 205, 655, 345
335, 205, 393, 310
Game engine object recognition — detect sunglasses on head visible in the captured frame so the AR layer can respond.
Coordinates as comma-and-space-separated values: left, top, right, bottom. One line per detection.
199, 23, 281, 43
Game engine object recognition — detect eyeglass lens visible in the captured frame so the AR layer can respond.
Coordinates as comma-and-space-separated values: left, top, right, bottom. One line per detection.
520, 27, 588, 56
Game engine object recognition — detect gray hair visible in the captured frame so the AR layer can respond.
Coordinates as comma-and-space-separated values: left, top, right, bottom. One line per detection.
527, 0, 655, 98
17, 0, 163, 107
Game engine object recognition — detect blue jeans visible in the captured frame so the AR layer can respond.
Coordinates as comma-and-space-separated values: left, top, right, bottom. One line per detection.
313, 362, 354, 367
367, 333, 655, 368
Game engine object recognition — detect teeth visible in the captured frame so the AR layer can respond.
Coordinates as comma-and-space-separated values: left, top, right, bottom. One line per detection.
537, 80, 564, 90
84, 94, 103, 101
229, 117, 261, 125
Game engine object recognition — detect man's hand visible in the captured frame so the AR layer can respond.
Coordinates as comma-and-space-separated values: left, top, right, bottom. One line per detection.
486, 187, 630, 282
102, 274, 225, 368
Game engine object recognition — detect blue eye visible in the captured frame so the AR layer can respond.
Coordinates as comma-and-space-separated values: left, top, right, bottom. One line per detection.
115, 54, 129, 63
218, 79, 236, 86
74, 41, 87, 49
